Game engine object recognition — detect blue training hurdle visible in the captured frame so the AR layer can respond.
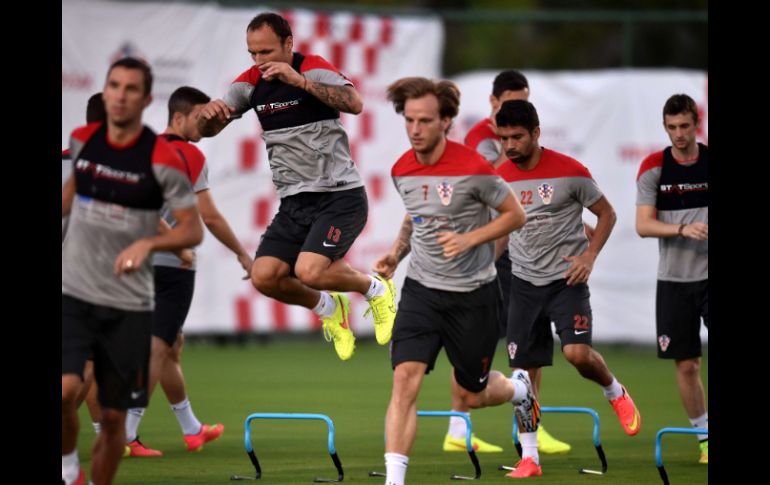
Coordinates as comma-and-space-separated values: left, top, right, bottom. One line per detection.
231, 413, 344, 483
655, 427, 708, 485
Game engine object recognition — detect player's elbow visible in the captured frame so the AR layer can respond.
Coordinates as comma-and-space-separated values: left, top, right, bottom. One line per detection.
512, 211, 527, 231
635, 219, 651, 238
186, 219, 204, 247
349, 98, 363, 115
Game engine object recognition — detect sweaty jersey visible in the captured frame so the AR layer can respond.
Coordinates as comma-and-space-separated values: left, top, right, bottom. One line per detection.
497, 148, 603, 286
392, 140, 511, 292
636, 143, 708, 282
62, 122, 196, 311
223, 52, 363, 198
465, 117, 501, 163
152, 134, 209, 271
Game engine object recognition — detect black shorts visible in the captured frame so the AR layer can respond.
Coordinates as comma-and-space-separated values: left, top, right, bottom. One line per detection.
153, 266, 196, 346
62, 294, 151, 410
390, 277, 500, 393
255, 187, 368, 272
495, 251, 512, 339
506, 275, 593, 368
656, 279, 708, 360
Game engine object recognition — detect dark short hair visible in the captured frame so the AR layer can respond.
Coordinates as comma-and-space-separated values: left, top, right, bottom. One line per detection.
86, 92, 106, 123
495, 100, 539, 133
167, 86, 211, 125
247, 12, 292, 43
663, 94, 699, 124
492, 70, 529, 98
386, 77, 460, 120
107, 57, 153, 97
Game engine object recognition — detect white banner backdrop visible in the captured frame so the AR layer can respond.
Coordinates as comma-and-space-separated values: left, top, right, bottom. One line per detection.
62, 0, 443, 336
449, 70, 708, 343
63, 1, 707, 343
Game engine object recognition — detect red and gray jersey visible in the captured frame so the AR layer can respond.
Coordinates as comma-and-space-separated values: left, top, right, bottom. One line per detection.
62, 122, 196, 311
62, 148, 73, 240
465, 117, 501, 163
497, 148, 603, 286
223, 52, 363, 198
636, 143, 708, 282
392, 140, 511, 292
152, 134, 209, 271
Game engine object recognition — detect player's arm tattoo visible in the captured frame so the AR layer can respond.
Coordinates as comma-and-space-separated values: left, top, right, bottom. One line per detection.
394, 217, 413, 262
305, 79, 362, 114
197, 116, 229, 138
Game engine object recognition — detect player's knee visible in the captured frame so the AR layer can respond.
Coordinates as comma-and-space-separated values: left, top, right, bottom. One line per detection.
391, 366, 421, 400
294, 264, 325, 289
100, 408, 125, 432
676, 358, 700, 376
62, 376, 82, 409
458, 389, 484, 409
563, 344, 592, 368
62, 389, 78, 411
251, 267, 282, 296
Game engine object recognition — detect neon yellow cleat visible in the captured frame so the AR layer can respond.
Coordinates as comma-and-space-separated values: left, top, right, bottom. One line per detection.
443, 433, 503, 453
699, 440, 708, 464
364, 276, 396, 345
322, 293, 355, 360
515, 425, 572, 454
537, 425, 571, 454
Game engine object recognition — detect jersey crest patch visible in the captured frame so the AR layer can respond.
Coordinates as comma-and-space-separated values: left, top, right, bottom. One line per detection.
537, 183, 554, 205
436, 181, 454, 206
507, 342, 518, 360
658, 334, 671, 352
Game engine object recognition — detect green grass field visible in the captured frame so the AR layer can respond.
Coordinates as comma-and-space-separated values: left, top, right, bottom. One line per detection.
77, 340, 708, 484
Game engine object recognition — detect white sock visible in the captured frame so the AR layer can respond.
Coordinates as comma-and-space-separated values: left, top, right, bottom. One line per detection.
365, 275, 386, 300
92, 421, 101, 435
171, 397, 203, 435
602, 376, 624, 400
510, 377, 529, 405
125, 407, 145, 443
689, 412, 708, 441
62, 449, 80, 484
384, 452, 409, 485
520, 432, 539, 464
312, 291, 336, 318
447, 411, 469, 439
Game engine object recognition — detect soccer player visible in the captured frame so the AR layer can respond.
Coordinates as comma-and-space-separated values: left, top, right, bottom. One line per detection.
495, 100, 642, 476
62, 57, 203, 485
197, 12, 395, 361
375, 77, 541, 483
635, 93, 708, 463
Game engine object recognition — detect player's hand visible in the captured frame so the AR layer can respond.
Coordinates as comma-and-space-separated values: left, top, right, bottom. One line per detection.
259, 61, 304, 87
114, 239, 153, 276
437, 231, 472, 259
177, 249, 194, 269
562, 253, 595, 286
238, 253, 254, 280
199, 99, 237, 124
682, 222, 708, 241
372, 254, 399, 279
